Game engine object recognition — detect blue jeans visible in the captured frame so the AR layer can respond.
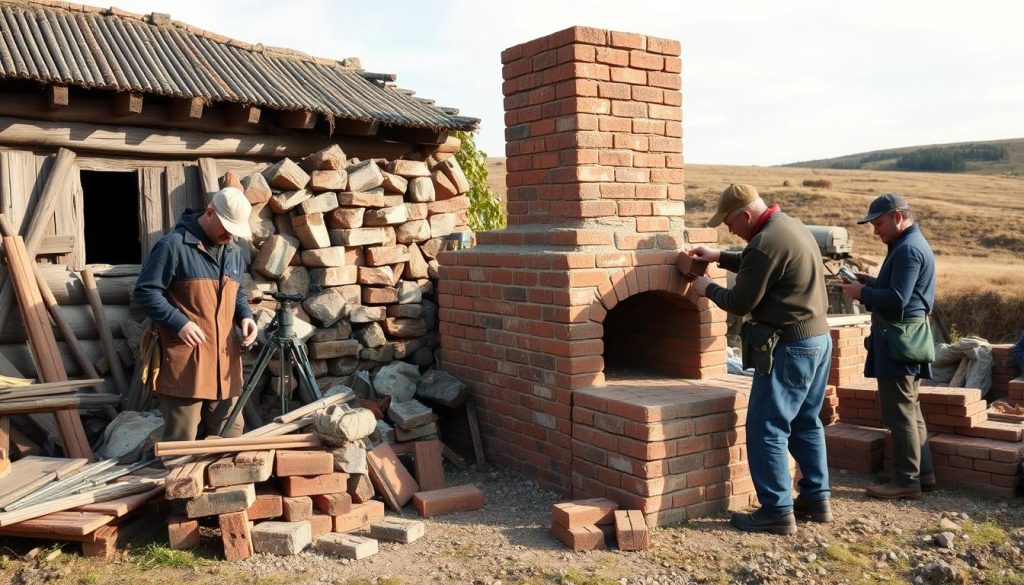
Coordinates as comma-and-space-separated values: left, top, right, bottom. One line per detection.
746, 333, 832, 515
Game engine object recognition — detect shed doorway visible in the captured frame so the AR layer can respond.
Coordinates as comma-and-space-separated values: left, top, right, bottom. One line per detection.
81, 170, 142, 265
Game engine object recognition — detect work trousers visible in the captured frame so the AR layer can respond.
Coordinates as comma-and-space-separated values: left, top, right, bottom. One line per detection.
746, 333, 832, 515
877, 375, 934, 486
158, 395, 244, 442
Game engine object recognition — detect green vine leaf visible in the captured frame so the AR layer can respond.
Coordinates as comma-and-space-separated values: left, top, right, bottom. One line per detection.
452, 130, 506, 232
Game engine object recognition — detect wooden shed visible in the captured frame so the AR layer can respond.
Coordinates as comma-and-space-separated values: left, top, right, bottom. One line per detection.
0, 0, 477, 376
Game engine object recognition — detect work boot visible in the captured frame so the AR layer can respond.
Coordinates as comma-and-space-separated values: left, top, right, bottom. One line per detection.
920, 473, 937, 492
865, 481, 922, 500
793, 495, 833, 523
730, 508, 797, 535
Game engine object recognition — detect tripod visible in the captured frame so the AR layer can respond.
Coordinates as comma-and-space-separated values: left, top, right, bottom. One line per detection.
221, 292, 323, 435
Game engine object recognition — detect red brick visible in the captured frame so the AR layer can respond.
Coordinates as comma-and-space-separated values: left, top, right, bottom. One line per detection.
218, 511, 253, 561
550, 522, 606, 550
168, 516, 199, 549
282, 472, 349, 497
307, 513, 333, 540
614, 509, 649, 550
412, 485, 486, 518
552, 497, 618, 528
333, 500, 386, 533
366, 442, 420, 510
313, 492, 353, 516
275, 450, 334, 477
413, 440, 447, 492
246, 489, 283, 520
282, 496, 313, 522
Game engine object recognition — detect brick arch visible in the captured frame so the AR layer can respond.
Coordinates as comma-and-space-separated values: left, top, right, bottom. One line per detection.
582, 263, 727, 380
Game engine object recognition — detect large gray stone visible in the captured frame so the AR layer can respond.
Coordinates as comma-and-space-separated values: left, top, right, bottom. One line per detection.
387, 399, 436, 431
374, 361, 420, 402
346, 160, 384, 192
251, 521, 312, 555
354, 323, 386, 348
303, 287, 353, 326
416, 370, 469, 408
278, 266, 310, 296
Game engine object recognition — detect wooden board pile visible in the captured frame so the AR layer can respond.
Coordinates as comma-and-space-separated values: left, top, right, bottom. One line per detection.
159, 393, 484, 560
0, 457, 166, 557
235, 144, 472, 418
550, 498, 649, 552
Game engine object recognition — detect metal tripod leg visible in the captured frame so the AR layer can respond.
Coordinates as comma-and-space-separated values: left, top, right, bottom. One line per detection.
220, 337, 277, 436
287, 339, 323, 404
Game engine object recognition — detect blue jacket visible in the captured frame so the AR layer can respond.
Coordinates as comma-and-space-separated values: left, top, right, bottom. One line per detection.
861, 224, 936, 379
1013, 331, 1024, 374
134, 210, 252, 400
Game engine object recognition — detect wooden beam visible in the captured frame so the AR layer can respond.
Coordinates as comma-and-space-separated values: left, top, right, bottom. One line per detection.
46, 86, 69, 111
276, 110, 317, 129
0, 89, 265, 136
80, 268, 128, 399
224, 103, 261, 125
197, 158, 220, 207
333, 118, 378, 137
2, 235, 93, 460
169, 97, 203, 121
36, 235, 75, 256
114, 92, 143, 116
0, 149, 77, 342
377, 126, 448, 145
0, 116, 372, 159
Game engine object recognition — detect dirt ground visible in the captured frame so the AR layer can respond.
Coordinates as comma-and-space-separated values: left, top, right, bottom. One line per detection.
2, 463, 1023, 585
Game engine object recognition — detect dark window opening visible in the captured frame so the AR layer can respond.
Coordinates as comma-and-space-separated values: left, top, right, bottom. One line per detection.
81, 170, 141, 264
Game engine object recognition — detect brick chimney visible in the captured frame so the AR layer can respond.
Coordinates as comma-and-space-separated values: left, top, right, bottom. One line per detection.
437, 27, 729, 496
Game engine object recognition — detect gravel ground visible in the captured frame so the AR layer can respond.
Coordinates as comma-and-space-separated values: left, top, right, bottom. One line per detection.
3, 464, 1024, 585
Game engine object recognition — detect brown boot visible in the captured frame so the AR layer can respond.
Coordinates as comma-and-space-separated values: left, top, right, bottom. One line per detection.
866, 481, 922, 500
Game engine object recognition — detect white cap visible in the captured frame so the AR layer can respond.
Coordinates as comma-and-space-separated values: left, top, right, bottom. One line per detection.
210, 187, 252, 239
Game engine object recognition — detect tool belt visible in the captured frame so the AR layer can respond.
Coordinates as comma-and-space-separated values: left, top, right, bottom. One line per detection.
741, 321, 780, 375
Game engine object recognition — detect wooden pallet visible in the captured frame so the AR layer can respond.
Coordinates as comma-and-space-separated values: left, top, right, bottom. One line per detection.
0, 486, 164, 557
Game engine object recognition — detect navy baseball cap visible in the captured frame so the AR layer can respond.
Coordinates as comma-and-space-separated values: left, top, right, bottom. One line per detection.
857, 193, 908, 224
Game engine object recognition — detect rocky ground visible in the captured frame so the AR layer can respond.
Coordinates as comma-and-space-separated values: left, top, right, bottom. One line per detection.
2, 464, 1023, 585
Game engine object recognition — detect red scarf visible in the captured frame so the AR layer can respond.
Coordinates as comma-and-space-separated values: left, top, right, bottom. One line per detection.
751, 203, 779, 236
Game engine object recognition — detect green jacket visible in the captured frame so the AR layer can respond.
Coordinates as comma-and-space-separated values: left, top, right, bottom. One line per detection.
706, 211, 829, 341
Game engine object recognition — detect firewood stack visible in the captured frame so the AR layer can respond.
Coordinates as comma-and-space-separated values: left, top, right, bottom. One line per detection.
237, 144, 472, 418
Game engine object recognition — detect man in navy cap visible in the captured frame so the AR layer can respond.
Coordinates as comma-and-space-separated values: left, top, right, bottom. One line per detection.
841, 193, 936, 499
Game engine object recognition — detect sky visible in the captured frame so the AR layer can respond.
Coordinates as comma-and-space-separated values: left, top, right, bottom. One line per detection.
106, 0, 1023, 166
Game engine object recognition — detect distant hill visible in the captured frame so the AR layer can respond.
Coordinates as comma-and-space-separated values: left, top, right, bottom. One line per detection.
786, 137, 1024, 176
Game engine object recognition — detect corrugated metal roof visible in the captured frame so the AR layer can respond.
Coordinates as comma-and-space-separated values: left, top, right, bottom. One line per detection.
0, 1, 479, 131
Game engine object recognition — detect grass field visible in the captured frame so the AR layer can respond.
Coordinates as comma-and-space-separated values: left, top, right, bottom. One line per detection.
486, 159, 1024, 342
786, 136, 1024, 176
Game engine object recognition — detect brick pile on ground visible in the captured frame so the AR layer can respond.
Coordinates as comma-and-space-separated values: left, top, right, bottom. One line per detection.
165, 437, 482, 560
549, 497, 648, 551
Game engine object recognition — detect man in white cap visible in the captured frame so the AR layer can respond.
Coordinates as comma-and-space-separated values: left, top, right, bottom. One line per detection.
134, 186, 258, 441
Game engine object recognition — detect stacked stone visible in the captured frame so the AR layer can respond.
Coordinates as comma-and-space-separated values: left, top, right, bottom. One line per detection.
235, 144, 473, 414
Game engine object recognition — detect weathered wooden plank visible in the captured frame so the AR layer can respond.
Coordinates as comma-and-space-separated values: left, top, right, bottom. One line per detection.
163, 164, 187, 231
197, 158, 219, 208
137, 167, 164, 262
73, 486, 163, 517
0, 455, 89, 508
0, 116, 416, 159
36, 235, 75, 256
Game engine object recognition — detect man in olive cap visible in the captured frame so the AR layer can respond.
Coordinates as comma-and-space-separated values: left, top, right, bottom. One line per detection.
840, 193, 936, 499
688, 184, 832, 535
134, 186, 258, 441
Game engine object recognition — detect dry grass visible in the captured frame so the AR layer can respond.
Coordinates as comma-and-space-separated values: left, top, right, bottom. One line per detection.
486, 160, 1024, 342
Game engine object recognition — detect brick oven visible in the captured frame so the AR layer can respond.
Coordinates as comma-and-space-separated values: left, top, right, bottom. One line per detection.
437, 27, 759, 526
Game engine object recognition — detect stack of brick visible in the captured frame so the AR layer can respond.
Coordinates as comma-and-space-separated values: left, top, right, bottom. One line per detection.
836, 381, 881, 426
828, 324, 869, 388
989, 344, 1019, 402
571, 377, 756, 527
549, 498, 650, 551
824, 423, 887, 474
167, 447, 391, 560
234, 142, 473, 416
928, 435, 1024, 498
